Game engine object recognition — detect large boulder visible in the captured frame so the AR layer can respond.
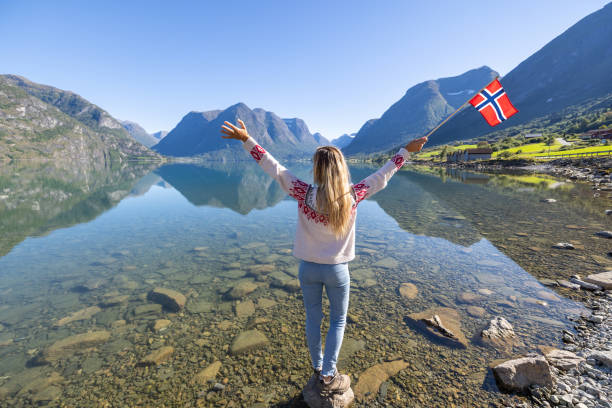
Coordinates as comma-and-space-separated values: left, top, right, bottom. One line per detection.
539, 347, 584, 371
353, 359, 409, 401
405, 307, 468, 348
303, 374, 354, 407
584, 271, 612, 290
481, 317, 518, 352
492, 356, 553, 393
147, 288, 186, 312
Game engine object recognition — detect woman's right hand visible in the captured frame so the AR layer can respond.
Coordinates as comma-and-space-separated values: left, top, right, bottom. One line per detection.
405, 136, 428, 152
220, 119, 249, 142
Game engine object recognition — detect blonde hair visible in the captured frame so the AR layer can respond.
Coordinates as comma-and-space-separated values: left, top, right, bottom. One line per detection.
313, 146, 353, 237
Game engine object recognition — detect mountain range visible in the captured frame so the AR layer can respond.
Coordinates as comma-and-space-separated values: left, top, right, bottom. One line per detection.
343, 66, 499, 155
331, 133, 356, 149
0, 75, 158, 162
345, 3, 612, 154
153, 103, 327, 159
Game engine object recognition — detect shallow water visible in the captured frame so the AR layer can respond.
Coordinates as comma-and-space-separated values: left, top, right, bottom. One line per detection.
0, 160, 609, 406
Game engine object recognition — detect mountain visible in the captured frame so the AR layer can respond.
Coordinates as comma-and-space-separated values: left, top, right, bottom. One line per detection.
312, 132, 330, 145
151, 130, 168, 140
0, 74, 158, 162
429, 3, 612, 145
153, 103, 322, 159
343, 66, 498, 155
332, 133, 356, 149
121, 120, 158, 147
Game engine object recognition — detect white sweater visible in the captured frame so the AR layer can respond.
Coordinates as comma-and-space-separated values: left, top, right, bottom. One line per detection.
243, 137, 410, 264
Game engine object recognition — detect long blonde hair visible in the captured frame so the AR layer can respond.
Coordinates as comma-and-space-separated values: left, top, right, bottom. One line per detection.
313, 146, 353, 237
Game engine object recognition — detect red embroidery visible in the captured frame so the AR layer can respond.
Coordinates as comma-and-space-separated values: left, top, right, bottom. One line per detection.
391, 154, 405, 169
250, 145, 266, 161
292, 180, 329, 226
353, 181, 369, 204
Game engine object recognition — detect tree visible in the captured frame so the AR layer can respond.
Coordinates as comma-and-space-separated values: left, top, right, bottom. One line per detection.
476, 141, 490, 148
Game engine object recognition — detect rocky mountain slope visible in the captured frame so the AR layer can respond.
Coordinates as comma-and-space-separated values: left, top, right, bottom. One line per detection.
343, 66, 498, 155
0, 74, 158, 162
153, 103, 325, 159
121, 120, 158, 147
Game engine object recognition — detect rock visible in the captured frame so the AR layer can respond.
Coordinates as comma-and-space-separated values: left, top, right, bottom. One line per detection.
152, 319, 171, 332
456, 292, 484, 304
353, 359, 408, 401
100, 294, 129, 307
539, 347, 584, 371
539, 279, 558, 287
133, 303, 162, 317
481, 317, 517, 352
234, 299, 255, 318
31, 385, 62, 404
405, 307, 468, 348
478, 288, 494, 296
589, 351, 612, 368
398, 283, 418, 300
570, 277, 602, 291
595, 231, 612, 239
147, 288, 186, 312
54, 306, 102, 326
466, 306, 486, 318
230, 329, 269, 354
256, 298, 277, 309
372, 257, 399, 269
138, 346, 174, 366
492, 356, 553, 393
187, 299, 214, 314
552, 243, 574, 250
193, 361, 222, 385
557, 280, 580, 290
33, 331, 110, 364
584, 271, 612, 290
225, 280, 258, 300
303, 374, 354, 407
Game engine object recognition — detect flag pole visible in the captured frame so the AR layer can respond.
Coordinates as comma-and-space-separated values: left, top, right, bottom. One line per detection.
422, 76, 499, 140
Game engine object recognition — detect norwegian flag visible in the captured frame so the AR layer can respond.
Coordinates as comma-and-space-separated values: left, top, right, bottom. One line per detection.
469, 78, 518, 126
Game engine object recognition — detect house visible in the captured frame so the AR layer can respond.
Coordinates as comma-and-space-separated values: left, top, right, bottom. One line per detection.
524, 133, 542, 139
581, 129, 612, 140
447, 148, 493, 162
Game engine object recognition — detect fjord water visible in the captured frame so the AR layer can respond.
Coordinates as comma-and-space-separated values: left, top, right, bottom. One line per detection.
0, 161, 610, 406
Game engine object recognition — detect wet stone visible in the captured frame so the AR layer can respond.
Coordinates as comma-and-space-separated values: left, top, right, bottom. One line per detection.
457, 292, 484, 304
354, 359, 408, 402
406, 307, 468, 348
466, 306, 486, 318
256, 298, 277, 309
235, 299, 255, 318
147, 287, 186, 312
337, 338, 366, 369
187, 299, 214, 314
34, 331, 111, 364
225, 280, 258, 300
372, 257, 399, 269
138, 346, 174, 366
398, 283, 418, 300
152, 319, 171, 332
133, 303, 162, 317
193, 361, 222, 385
230, 329, 269, 355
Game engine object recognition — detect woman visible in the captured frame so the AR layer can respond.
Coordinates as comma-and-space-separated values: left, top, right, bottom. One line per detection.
220, 119, 427, 393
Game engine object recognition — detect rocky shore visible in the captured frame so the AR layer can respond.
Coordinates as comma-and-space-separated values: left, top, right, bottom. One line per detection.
414, 157, 612, 186
502, 272, 612, 408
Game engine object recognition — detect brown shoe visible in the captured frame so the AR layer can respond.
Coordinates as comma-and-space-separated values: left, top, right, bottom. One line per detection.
319, 369, 350, 394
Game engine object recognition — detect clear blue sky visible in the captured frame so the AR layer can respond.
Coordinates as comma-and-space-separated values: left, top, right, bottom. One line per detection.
1, 1, 608, 139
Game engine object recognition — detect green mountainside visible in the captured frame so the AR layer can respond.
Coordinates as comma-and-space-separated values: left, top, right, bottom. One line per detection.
0, 74, 158, 162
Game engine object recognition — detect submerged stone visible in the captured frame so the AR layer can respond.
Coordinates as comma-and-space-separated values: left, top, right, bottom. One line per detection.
405, 307, 468, 348
187, 299, 214, 314
234, 299, 255, 318
480, 317, 517, 352
398, 283, 418, 300
584, 271, 612, 290
147, 287, 186, 312
225, 280, 258, 300
337, 338, 365, 369
193, 361, 222, 385
230, 329, 269, 354
152, 319, 171, 332
354, 359, 408, 401
54, 306, 102, 326
34, 331, 111, 364
138, 346, 174, 366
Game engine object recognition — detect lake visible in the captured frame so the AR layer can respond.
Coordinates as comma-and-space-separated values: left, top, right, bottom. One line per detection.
0, 160, 610, 406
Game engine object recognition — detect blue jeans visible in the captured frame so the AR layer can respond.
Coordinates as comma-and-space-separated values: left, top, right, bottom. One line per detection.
298, 260, 350, 377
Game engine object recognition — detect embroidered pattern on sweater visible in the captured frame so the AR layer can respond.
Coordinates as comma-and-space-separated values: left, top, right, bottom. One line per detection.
391, 154, 405, 169
352, 181, 369, 204
291, 181, 329, 226
250, 145, 266, 161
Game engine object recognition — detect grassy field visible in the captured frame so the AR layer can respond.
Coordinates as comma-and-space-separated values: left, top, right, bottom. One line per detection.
416, 141, 611, 161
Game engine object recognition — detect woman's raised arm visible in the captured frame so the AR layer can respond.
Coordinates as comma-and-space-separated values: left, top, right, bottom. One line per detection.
220, 119, 309, 201
352, 136, 428, 204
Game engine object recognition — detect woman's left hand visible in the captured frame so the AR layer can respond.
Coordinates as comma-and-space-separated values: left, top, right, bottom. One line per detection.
220, 119, 249, 142
405, 136, 428, 152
